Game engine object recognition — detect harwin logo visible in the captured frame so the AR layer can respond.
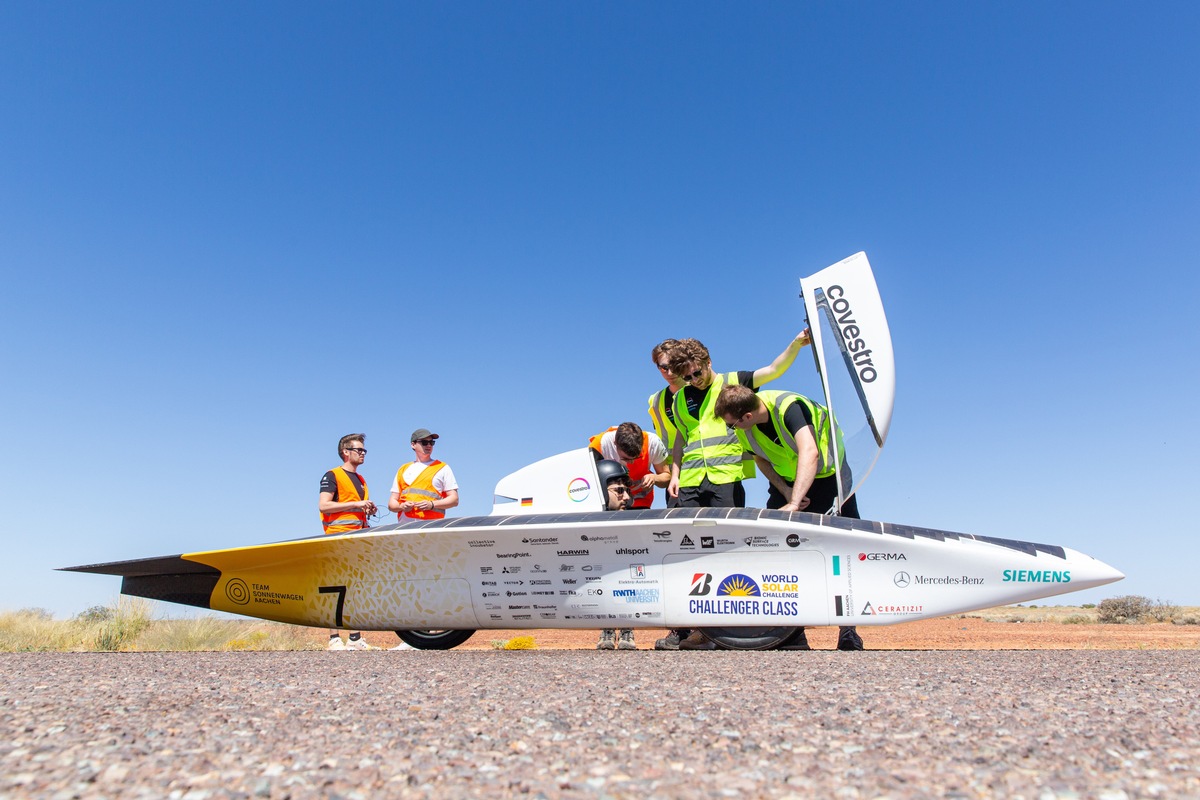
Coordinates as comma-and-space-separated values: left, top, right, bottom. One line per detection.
859, 552, 906, 561
557, 549, 590, 557
827, 284, 877, 384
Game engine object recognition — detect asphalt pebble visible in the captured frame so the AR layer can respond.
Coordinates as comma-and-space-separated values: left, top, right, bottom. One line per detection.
1, 650, 1198, 798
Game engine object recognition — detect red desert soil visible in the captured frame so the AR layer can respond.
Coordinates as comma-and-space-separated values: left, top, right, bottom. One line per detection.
347, 615, 1200, 651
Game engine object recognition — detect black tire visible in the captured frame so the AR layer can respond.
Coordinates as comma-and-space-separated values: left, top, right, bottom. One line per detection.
698, 626, 799, 651
394, 629, 476, 650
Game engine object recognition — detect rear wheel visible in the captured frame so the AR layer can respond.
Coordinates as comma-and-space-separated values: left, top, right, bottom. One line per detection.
394, 629, 476, 650
698, 626, 798, 651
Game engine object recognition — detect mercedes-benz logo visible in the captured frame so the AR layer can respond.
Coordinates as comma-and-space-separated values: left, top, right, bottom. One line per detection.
893, 571, 911, 588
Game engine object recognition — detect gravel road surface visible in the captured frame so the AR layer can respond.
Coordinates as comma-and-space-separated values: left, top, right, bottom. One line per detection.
3, 651, 1197, 799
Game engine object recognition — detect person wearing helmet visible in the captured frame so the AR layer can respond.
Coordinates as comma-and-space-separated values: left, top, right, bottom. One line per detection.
593, 459, 637, 651
595, 458, 633, 513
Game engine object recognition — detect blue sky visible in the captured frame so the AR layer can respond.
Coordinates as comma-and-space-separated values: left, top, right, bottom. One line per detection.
2, 3, 1197, 617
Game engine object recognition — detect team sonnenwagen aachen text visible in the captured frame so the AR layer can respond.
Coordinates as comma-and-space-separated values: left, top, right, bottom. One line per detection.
319, 332, 864, 652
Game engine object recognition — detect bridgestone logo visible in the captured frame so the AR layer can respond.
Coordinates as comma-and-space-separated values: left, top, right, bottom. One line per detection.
828, 284, 877, 384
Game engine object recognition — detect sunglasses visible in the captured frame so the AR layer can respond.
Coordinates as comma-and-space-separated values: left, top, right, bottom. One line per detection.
681, 366, 707, 383
346, 447, 367, 455
656, 362, 671, 372
415, 439, 437, 447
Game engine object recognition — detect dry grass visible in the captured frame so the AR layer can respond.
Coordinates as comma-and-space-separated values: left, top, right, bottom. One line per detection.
961, 603, 1200, 625
0, 600, 321, 652
5, 599, 1198, 653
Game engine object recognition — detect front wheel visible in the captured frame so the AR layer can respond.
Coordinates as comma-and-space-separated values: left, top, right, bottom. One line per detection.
698, 626, 798, 651
394, 629, 476, 650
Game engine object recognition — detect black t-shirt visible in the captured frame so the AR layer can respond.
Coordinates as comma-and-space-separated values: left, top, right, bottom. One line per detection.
320, 469, 365, 500
755, 399, 814, 445
679, 370, 756, 421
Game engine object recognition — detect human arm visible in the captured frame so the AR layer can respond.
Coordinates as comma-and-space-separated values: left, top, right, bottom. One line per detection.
668, 434, 684, 498
638, 434, 671, 491
319, 491, 376, 516
434, 488, 459, 512
639, 459, 671, 492
778, 426, 820, 513
750, 329, 811, 389
388, 491, 415, 516
754, 455, 794, 500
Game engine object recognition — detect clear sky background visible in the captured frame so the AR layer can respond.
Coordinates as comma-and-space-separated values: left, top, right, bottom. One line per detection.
3, 3, 1197, 618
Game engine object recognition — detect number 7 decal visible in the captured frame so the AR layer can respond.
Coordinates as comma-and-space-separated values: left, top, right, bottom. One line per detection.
318, 585, 347, 628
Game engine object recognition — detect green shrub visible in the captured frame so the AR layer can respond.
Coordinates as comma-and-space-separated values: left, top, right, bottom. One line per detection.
75, 605, 113, 623
1097, 595, 1153, 624
1061, 614, 1092, 625
1148, 600, 1180, 623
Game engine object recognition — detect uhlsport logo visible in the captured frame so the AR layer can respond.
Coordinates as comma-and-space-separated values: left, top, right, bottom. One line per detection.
567, 477, 590, 502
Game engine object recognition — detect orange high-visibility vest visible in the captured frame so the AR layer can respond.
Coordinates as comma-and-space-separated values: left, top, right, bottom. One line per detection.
395, 461, 448, 520
321, 467, 369, 534
589, 428, 654, 509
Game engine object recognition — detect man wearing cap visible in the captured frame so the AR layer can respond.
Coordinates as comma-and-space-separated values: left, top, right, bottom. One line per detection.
388, 428, 460, 520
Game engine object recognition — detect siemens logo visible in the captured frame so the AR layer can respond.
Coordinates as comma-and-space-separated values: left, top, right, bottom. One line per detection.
1003, 569, 1071, 583
827, 284, 877, 384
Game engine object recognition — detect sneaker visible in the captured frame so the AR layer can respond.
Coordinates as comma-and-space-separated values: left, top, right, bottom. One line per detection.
654, 629, 684, 650
327, 637, 346, 651
836, 626, 864, 651
596, 629, 616, 650
617, 630, 637, 650
389, 641, 416, 651
346, 636, 378, 651
776, 628, 811, 651
679, 631, 716, 651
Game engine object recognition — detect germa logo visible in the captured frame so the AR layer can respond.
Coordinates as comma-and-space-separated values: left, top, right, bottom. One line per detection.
859, 552, 906, 561
689, 573, 712, 596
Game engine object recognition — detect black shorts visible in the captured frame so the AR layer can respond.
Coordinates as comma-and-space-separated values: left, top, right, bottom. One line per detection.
677, 478, 745, 508
767, 474, 860, 519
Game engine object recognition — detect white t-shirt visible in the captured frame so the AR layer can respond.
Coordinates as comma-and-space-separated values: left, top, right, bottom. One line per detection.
390, 459, 459, 495
597, 430, 668, 468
